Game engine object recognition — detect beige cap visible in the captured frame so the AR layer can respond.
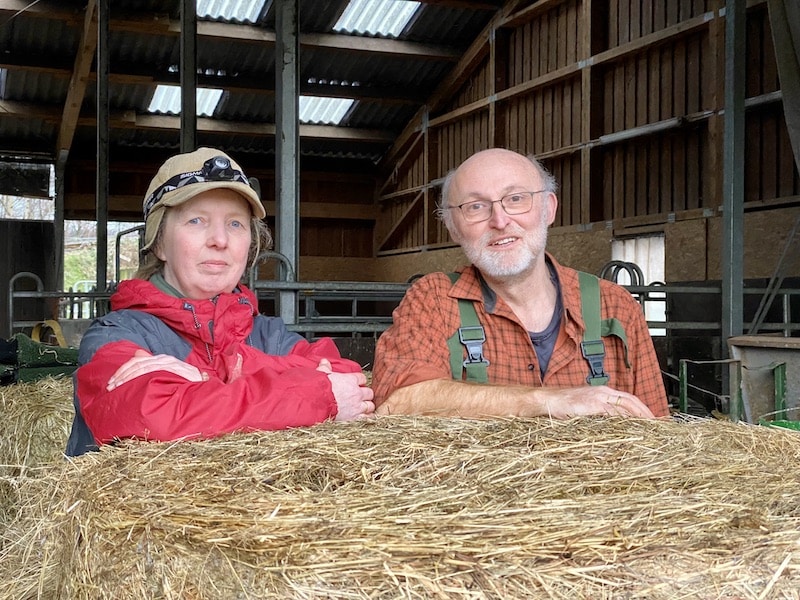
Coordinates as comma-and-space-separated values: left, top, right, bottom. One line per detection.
142, 147, 266, 250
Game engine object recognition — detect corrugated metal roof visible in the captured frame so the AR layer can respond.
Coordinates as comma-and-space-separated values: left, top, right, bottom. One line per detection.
0, 0, 499, 172
197, 0, 268, 24
299, 97, 355, 125
404, 4, 496, 47
334, 0, 420, 38
147, 85, 224, 116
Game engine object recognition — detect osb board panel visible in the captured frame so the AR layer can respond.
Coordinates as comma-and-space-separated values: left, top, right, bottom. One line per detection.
375, 247, 467, 283
375, 227, 613, 282
290, 203, 800, 285
548, 226, 613, 274
666, 218, 708, 281
706, 205, 800, 280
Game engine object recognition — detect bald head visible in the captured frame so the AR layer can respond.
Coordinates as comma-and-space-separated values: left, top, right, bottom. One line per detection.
437, 149, 557, 229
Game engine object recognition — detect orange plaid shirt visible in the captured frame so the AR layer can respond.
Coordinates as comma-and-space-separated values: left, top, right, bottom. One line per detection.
372, 254, 669, 417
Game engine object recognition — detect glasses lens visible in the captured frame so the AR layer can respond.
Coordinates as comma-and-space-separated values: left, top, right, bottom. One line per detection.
460, 201, 491, 222
502, 192, 534, 214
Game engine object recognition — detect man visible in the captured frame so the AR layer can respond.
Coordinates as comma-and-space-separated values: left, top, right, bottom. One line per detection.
371, 148, 669, 419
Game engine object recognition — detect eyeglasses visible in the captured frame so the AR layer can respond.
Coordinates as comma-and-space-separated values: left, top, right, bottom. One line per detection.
447, 190, 548, 223
143, 155, 251, 219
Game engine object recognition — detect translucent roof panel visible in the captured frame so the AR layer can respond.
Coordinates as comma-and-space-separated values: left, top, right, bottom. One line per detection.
147, 85, 224, 117
334, 0, 421, 38
299, 96, 355, 125
197, 0, 268, 24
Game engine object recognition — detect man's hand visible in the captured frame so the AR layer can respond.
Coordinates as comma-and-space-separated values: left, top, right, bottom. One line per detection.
107, 349, 207, 391
539, 385, 655, 419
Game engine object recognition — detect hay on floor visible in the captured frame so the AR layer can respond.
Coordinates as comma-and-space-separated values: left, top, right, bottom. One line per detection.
1, 415, 800, 599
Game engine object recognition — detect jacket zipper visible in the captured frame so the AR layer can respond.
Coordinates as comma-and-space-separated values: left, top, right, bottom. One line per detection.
183, 301, 213, 364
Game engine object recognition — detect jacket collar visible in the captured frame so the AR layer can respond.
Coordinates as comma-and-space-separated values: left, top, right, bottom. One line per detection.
110, 279, 258, 346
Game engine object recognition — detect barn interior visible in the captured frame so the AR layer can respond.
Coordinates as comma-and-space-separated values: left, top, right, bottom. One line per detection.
1, 0, 799, 420
5, 2, 800, 597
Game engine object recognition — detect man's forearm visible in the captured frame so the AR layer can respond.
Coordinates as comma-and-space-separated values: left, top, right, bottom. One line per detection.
375, 378, 547, 418
375, 379, 657, 420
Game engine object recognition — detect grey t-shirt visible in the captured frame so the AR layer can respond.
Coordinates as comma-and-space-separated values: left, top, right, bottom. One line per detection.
529, 261, 562, 377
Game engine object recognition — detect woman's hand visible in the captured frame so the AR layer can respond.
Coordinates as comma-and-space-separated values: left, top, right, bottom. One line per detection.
107, 349, 207, 391
316, 358, 375, 421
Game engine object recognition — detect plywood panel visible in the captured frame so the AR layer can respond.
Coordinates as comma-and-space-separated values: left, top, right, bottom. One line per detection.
371, 204, 800, 287
665, 218, 708, 281
548, 225, 613, 274
376, 246, 467, 283
743, 206, 800, 279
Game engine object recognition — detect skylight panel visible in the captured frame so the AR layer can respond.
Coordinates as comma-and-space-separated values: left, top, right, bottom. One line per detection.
147, 85, 224, 117
197, 0, 267, 23
299, 96, 355, 125
334, 0, 420, 37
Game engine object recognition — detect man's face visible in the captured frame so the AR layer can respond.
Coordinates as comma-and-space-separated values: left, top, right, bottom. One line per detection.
446, 149, 557, 280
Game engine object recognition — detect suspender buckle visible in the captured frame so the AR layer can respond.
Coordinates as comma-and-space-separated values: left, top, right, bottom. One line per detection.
458, 326, 490, 367
581, 339, 609, 385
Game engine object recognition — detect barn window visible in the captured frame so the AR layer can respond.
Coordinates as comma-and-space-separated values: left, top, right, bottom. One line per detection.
611, 234, 666, 336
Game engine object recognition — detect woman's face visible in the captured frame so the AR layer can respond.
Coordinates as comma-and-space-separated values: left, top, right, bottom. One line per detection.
155, 189, 252, 299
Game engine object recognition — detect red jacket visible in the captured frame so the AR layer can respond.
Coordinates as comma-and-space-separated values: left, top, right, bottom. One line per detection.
68, 279, 360, 454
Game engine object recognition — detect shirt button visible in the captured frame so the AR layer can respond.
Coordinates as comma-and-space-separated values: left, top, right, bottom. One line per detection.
527, 364, 535, 370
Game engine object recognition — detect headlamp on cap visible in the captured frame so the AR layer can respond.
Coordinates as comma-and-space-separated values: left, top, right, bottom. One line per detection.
143, 155, 251, 220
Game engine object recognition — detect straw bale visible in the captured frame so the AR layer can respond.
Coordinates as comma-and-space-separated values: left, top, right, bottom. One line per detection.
2, 415, 800, 599
0, 376, 73, 468
0, 376, 73, 523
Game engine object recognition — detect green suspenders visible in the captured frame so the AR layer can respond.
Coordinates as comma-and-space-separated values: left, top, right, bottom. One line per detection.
446, 272, 490, 383
578, 271, 631, 385
447, 271, 630, 385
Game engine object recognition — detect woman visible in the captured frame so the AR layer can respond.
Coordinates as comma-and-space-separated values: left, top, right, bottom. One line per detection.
66, 147, 374, 456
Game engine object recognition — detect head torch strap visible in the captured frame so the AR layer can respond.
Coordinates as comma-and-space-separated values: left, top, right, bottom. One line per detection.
142, 167, 249, 220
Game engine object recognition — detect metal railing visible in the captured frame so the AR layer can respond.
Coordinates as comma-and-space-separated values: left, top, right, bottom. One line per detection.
8, 275, 800, 341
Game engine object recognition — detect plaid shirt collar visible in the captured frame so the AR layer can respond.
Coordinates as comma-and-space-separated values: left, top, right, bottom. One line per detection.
447, 253, 585, 338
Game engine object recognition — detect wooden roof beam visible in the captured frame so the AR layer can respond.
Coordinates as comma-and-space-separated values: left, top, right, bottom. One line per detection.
415, 0, 502, 8
0, 100, 396, 143
0, 58, 424, 104
56, 0, 97, 160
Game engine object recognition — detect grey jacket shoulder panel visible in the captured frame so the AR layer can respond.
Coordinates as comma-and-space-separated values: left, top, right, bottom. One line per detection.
78, 309, 193, 365
249, 314, 304, 355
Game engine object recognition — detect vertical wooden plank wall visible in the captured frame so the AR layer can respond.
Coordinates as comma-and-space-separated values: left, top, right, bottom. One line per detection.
376, 0, 798, 256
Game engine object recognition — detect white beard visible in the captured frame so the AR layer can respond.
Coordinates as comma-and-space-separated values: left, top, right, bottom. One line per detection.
459, 212, 550, 279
